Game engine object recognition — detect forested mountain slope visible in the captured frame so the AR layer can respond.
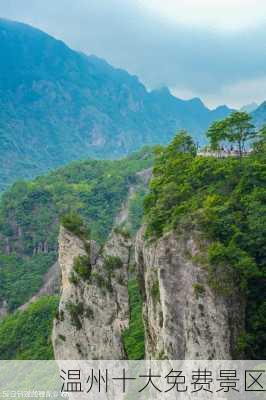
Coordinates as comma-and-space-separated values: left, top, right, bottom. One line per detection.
0, 18, 232, 191
0, 148, 152, 311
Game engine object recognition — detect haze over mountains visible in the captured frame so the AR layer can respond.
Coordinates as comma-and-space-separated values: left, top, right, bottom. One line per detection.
0, 18, 265, 191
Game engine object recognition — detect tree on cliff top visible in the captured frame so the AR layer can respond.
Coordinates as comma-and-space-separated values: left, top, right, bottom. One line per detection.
207, 111, 256, 156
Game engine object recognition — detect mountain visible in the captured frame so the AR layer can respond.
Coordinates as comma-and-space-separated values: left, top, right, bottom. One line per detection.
240, 102, 258, 113
0, 18, 232, 191
252, 101, 266, 127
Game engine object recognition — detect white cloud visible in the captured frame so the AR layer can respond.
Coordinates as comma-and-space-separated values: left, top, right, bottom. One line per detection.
205, 76, 266, 109
172, 75, 266, 109
139, 0, 266, 31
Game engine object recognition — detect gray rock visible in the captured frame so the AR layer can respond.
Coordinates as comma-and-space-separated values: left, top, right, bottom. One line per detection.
52, 226, 131, 360
135, 227, 245, 360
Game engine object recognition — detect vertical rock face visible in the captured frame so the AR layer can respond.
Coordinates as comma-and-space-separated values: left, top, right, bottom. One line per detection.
52, 226, 131, 360
135, 227, 245, 360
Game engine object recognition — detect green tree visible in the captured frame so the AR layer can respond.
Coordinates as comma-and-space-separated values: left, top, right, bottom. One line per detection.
226, 112, 256, 156
206, 120, 227, 154
207, 112, 256, 157
166, 130, 197, 157
253, 125, 266, 153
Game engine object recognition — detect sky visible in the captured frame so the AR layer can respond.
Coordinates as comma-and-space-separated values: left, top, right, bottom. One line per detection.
0, 0, 266, 109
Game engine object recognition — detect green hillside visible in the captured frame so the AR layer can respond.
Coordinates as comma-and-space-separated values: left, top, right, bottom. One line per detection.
0, 148, 153, 311
0, 296, 58, 360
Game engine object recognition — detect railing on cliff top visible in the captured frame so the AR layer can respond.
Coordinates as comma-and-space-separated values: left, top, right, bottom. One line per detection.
197, 148, 253, 158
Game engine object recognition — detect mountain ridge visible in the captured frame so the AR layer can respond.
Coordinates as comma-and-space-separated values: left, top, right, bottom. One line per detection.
0, 18, 234, 191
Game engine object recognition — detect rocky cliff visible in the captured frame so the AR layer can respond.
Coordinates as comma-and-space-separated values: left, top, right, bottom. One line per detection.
135, 227, 245, 360
52, 226, 132, 359
53, 221, 245, 360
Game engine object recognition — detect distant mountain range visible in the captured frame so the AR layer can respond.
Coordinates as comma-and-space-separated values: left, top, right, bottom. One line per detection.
240, 102, 258, 113
252, 101, 266, 127
0, 19, 264, 192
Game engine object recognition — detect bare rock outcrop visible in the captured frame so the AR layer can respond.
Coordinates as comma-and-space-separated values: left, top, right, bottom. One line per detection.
52, 226, 131, 360
135, 227, 245, 360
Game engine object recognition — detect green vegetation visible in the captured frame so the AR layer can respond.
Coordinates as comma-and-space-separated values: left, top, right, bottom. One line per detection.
65, 301, 84, 330
0, 296, 58, 359
207, 111, 256, 156
144, 125, 266, 358
73, 255, 91, 282
0, 252, 56, 311
128, 189, 147, 235
0, 148, 152, 310
60, 212, 90, 240
253, 125, 266, 153
122, 280, 145, 360
103, 255, 123, 272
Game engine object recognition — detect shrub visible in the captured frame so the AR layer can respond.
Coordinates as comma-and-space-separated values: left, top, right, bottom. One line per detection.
60, 212, 90, 240
103, 256, 123, 272
66, 301, 84, 330
73, 255, 91, 281
69, 272, 79, 286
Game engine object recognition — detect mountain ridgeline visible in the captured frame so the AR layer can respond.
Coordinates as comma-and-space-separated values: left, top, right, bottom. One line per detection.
0, 18, 234, 191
